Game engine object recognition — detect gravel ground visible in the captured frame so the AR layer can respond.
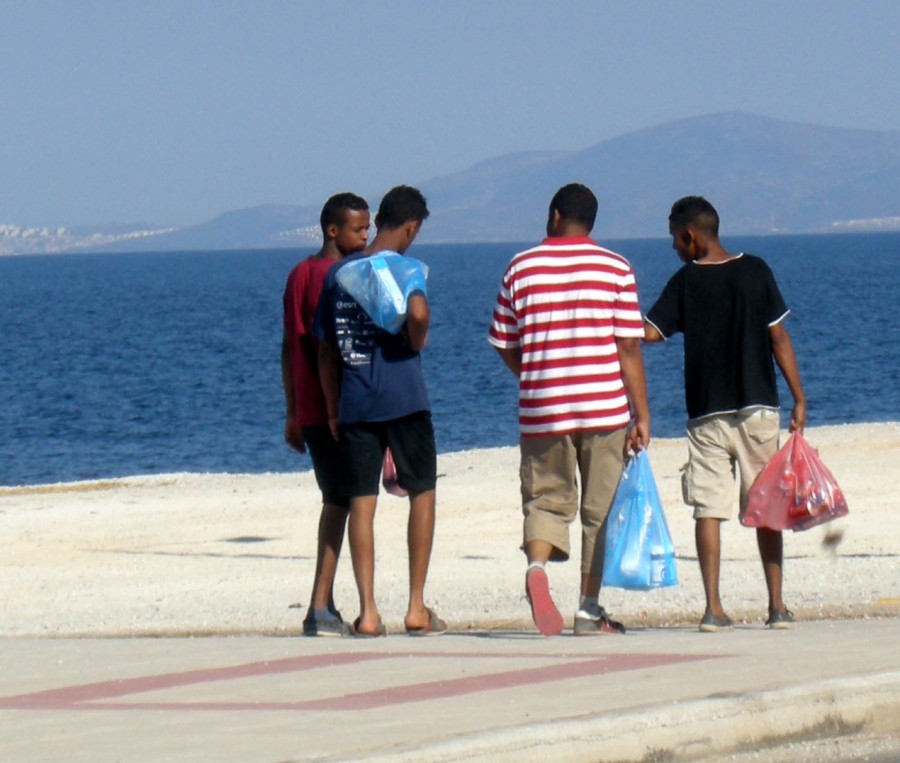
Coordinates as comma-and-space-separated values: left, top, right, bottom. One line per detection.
0, 423, 897, 637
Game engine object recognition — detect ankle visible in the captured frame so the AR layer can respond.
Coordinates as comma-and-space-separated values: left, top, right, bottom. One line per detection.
578, 595, 601, 618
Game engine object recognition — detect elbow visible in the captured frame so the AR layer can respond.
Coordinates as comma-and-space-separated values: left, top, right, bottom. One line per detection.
407, 296, 429, 327
408, 330, 428, 352
616, 336, 641, 357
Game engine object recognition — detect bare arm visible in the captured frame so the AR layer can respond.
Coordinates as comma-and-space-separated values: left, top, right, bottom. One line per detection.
493, 345, 522, 377
770, 321, 807, 433
643, 322, 664, 343
616, 337, 651, 452
281, 328, 305, 452
317, 340, 342, 441
406, 293, 430, 352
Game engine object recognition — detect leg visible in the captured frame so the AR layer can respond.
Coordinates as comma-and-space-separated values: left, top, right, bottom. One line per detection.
757, 527, 785, 612
303, 425, 351, 622
572, 428, 629, 635
734, 409, 785, 620
696, 517, 726, 618
520, 435, 575, 636
309, 502, 349, 611
524, 540, 564, 636
348, 495, 381, 634
684, 416, 736, 630
578, 427, 628, 598
404, 488, 436, 629
525, 539, 555, 566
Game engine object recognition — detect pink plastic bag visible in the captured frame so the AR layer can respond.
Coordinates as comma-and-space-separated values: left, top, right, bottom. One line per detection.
742, 432, 849, 531
381, 447, 408, 497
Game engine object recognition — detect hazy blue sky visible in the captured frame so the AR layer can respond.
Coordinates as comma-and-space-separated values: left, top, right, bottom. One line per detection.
2, 0, 898, 227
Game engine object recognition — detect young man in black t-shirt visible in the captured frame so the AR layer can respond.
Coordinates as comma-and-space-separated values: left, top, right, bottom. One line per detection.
644, 196, 807, 633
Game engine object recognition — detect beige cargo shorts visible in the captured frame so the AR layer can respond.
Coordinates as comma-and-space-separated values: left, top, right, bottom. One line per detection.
682, 408, 781, 521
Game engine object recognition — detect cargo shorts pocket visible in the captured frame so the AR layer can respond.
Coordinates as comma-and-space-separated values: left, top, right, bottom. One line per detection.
680, 461, 695, 505
744, 408, 781, 445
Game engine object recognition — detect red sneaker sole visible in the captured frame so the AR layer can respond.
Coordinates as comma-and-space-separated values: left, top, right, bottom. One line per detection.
526, 569, 564, 636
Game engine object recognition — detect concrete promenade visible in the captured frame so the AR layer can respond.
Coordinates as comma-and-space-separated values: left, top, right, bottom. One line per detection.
1, 618, 898, 762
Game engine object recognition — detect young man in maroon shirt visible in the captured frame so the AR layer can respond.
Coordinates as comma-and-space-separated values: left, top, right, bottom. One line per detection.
281, 192, 370, 636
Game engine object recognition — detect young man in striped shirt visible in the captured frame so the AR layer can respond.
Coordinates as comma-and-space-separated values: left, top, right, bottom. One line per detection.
489, 183, 650, 636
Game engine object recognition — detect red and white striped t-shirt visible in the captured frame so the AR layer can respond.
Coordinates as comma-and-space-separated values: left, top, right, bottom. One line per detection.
488, 237, 644, 436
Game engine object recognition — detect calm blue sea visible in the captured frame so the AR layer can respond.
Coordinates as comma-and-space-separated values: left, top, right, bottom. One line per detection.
1, 232, 898, 486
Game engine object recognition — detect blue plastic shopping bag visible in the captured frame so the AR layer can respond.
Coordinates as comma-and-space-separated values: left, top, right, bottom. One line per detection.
602, 450, 678, 590
335, 252, 429, 334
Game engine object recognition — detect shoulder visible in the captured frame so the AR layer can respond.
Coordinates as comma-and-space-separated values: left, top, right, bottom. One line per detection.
506, 240, 633, 272
737, 253, 779, 281
287, 253, 324, 280
663, 264, 690, 286
736, 253, 769, 269
323, 254, 357, 282
590, 243, 634, 271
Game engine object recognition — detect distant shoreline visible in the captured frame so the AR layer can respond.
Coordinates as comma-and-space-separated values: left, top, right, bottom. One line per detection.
3, 228, 900, 258
3, 421, 896, 493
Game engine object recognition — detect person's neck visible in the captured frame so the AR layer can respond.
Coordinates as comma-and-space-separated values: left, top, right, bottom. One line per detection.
549, 224, 591, 239
695, 241, 735, 264
365, 230, 404, 256
317, 242, 344, 261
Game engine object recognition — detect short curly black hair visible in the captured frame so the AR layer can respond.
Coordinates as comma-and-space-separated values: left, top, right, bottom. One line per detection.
549, 183, 597, 229
374, 185, 430, 230
669, 196, 719, 236
320, 192, 369, 234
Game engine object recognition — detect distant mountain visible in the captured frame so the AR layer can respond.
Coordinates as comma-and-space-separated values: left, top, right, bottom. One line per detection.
417, 111, 900, 241
84, 203, 325, 253
3, 112, 898, 254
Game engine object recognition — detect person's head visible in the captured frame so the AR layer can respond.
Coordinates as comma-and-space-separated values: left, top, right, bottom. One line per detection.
667, 196, 720, 263
374, 185, 430, 253
320, 192, 370, 255
546, 183, 598, 236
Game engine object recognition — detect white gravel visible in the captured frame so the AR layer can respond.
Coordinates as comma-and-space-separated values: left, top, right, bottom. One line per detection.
1, 423, 898, 637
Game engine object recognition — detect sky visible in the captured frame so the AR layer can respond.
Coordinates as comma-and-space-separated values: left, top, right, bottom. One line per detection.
2, 0, 898, 228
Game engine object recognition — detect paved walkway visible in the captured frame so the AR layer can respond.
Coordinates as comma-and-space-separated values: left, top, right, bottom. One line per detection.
1, 618, 898, 762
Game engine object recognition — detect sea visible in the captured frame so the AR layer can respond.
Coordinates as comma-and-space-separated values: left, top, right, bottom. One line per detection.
1, 232, 898, 487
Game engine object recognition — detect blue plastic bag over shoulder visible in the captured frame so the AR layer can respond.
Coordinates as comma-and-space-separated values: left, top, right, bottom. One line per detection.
335, 252, 429, 334
602, 450, 678, 590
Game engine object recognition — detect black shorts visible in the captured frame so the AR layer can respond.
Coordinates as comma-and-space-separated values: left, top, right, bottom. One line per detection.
339, 411, 437, 498
302, 425, 350, 509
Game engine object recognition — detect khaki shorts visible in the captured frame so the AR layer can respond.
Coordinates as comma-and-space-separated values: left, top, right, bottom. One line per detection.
682, 409, 781, 521
520, 427, 627, 575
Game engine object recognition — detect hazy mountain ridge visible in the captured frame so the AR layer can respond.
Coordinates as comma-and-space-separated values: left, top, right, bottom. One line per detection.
3, 112, 898, 254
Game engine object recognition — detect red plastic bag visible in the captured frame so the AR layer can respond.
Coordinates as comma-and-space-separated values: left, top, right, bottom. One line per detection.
742, 432, 849, 531
381, 447, 408, 497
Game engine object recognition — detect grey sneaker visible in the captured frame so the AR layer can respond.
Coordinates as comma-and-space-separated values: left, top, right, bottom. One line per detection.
574, 607, 626, 636
698, 612, 734, 633
302, 610, 350, 637
766, 608, 796, 629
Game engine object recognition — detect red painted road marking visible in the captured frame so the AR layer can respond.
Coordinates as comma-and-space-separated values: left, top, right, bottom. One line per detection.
0, 652, 388, 710
0, 652, 722, 713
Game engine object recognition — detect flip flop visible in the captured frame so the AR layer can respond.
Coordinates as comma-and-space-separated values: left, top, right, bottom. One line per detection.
525, 567, 564, 636
405, 607, 447, 637
351, 616, 386, 638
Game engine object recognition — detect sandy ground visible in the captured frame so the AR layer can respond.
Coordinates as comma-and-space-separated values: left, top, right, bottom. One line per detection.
1, 423, 897, 638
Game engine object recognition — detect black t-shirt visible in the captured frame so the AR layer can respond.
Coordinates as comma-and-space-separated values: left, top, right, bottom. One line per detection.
645, 254, 789, 419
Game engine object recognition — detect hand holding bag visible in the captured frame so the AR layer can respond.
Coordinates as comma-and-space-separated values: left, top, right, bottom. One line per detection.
742, 431, 849, 531
602, 450, 678, 590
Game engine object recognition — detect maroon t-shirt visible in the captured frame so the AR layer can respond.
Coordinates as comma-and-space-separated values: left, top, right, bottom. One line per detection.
283, 255, 335, 427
